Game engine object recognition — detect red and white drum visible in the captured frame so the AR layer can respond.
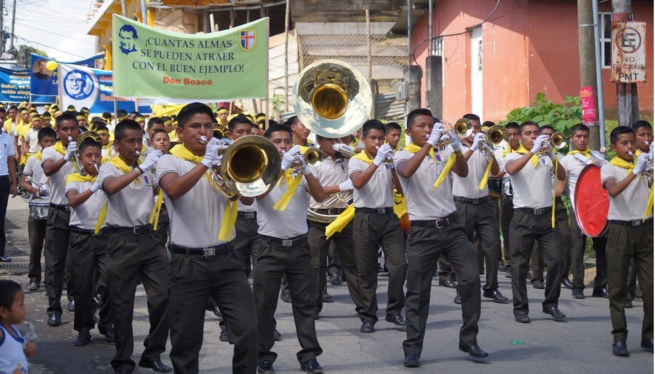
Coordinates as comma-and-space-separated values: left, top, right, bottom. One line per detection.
574, 165, 610, 237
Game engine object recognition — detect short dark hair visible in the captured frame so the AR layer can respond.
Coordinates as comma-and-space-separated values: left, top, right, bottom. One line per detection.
505, 122, 519, 130
406, 108, 433, 130
102, 112, 112, 120
8, 105, 16, 112
114, 120, 143, 141
362, 119, 386, 138
288, 116, 301, 126
151, 128, 169, 139
177, 102, 215, 128
78, 135, 101, 154
37, 127, 56, 141
539, 125, 555, 133
228, 114, 252, 131
93, 124, 109, 133
0, 279, 21, 310
264, 124, 292, 140
0, 108, 6, 114
147, 117, 165, 129
482, 121, 495, 129
519, 121, 539, 134
116, 109, 128, 118
610, 126, 635, 145
570, 123, 589, 136
55, 112, 79, 128
463, 113, 481, 122
632, 120, 653, 132
385, 122, 402, 133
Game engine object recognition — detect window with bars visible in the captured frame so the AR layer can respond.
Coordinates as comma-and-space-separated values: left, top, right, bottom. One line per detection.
600, 12, 612, 69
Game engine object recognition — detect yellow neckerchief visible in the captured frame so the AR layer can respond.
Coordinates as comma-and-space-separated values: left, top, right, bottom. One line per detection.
513, 144, 539, 168
404, 143, 436, 162
351, 137, 360, 149
352, 150, 373, 165
109, 156, 140, 184
635, 149, 643, 157
568, 148, 591, 158
52, 141, 77, 170
403, 142, 457, 189
169, 145, 237, 241
65, 172, 108, 234
33, 151, 42, 161
609, 156, 637, 175
273, 169, 304, 211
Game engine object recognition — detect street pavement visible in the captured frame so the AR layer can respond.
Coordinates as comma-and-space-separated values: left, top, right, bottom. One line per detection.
1, 197, 652, 374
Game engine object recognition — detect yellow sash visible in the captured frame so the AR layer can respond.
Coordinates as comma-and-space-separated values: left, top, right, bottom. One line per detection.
273, 169, 303, 211
479, 160, 493, 190
109, 156, 140, 184
149, 190, 164, 231
568, 148, 591, 158
65, 173, 108, 235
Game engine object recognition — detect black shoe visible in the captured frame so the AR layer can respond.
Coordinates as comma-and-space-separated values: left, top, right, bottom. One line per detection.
314, 312, 319, 320
138, 359, 173, 373
47, 314, 62, 327
532, 280, 545, 289
67, 300, 75, 312
386, 314, 406, 326
300, 359, 323, 373
27, 280, 40, 292
115, 370, 132, 374
219, 329, 229, 342
641, 338, 653, 352
592, 288, 609, 298
322, 290, 334, 303
74, 333, 91, 346
483, 289, 509, 304
280, 293, 292, 303
543, 307, 566, 320
439, 279, 458, 288
625, 299, 634, 308
257, 360, 275, 373
515, 312, 530, 324
212, 306, 222, 321
571, 288, 585, 299
562, 277, 573, 289
101, 328, 115, 342
0, 256, 11, 262
459, 344, 489, 358
328, 273, 341, 286
453, 289, 462, 305
360, 321, 374, 333
612, 341, 629, 357
526, 272, 533, 281
404, 353, 420, 368
504, 271, 511, 278
274, 329, 282, 341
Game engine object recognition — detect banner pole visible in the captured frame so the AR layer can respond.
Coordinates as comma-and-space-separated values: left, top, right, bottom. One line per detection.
113, 96, 117, 123
134, 98, 138, 112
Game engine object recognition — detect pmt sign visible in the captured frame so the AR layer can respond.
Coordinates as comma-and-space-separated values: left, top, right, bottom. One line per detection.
611, 22, 647, 83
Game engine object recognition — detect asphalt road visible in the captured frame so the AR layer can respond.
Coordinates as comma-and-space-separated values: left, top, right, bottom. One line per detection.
1, 197, 652, 374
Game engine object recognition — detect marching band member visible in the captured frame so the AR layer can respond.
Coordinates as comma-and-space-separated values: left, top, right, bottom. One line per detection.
156, 103, 257, 373
385, 122, 402, 150
98, 120, 171, 374
149, 128, 172, 249
349, 120, 407, 334
253, 124, 324, 374
560, 124, 608, 300
41, 112, 79, 326
94, 124, 114, 160
23, 128, 55, 290
395, 109, 487, 368
65, 134, 113, 346
504, 121, 566, 323
0, 108, 16, 263
452, 114, 508, 303
288, 116, 316, 147
601, 126, 653, 357
145, 118, 166, 148
308, 135, 363, 320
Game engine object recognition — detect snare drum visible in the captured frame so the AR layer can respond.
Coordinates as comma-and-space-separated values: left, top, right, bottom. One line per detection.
29, 199, 49, 220
487, 177, 503, 198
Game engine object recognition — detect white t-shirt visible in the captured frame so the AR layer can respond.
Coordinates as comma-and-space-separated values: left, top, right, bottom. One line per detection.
0, 132, 14, 176
0, 325, 28, 374
23, 155, 50, 204
98, 162, 156, 227
504, 152, 554, 209
452, 143, 492, 199
348, 157, 394, 209
559, 153, 590, 208
24, 128, 41, 153
394, 147, 458, 220
238, 199, 257, 213
257, 174, 309, 239
41, 146, 75, 205
601, 163, 652, 221
156, 154, 235, 247
310, 156, 349, 209
66, 179, 108, 230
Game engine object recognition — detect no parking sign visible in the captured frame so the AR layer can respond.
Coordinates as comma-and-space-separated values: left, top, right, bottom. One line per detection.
611, 21, 647, 83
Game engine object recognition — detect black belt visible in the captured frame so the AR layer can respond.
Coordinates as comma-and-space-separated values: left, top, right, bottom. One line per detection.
315, 208, 348, 215
411, 212, 459, 229
453, 196, 489, 205
49, 203, 70, 212
105, 224, 152, 235
70, 226, 97, 235
237, 211, 257, 219
260, 234, 307, 247
608, 218, 653, 227
169, 243, 234, 257
514, 207, 553, 215
355, 207, 394, 215
0, 175, 8, 180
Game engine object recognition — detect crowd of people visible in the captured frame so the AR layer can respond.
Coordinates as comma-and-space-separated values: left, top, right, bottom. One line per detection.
0, 100, 652, 374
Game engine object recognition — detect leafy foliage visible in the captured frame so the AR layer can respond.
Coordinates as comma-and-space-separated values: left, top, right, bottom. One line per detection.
499, 92, 582, 137
16, 45, 48, 69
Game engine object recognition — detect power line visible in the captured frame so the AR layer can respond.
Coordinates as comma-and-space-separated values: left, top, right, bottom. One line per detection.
11, 33, 86, 58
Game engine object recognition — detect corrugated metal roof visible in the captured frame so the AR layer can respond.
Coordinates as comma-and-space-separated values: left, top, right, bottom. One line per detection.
389, 8, 425, 35
375, 93, 405, 121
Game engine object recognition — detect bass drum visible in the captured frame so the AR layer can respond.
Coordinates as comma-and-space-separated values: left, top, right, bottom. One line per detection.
574, 165, 609, 237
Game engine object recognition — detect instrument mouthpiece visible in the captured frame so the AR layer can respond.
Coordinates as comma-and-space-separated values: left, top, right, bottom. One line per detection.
199, 136, 207, 144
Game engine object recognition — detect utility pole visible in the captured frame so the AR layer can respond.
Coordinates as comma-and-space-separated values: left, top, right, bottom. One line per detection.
0, 0, 4, 54
8, 0, 15, 52
578, 0, 601, 150
611, 0, 639, 127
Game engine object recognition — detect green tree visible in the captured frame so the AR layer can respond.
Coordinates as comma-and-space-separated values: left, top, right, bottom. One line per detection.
16, 45, 48, 69
500, 92, 582, 139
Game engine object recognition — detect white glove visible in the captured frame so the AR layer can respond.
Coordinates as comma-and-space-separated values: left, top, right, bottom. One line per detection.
440, 133, 461, 152
138, 150, 162, 173
333, 144, 353, 153
427, 122, 444, 146
531, 134, 549, 154
633, 153, 649, 175
63, 141, 77, 161
90, 180, 102, 193
212, 154, 223, 168
547, 149, 556, 161
338, 179, 354, 191
300, 160, 311, 176
373, 144, 392, 166
281, 145, 301, 171
201, 138, 221, 168
38, 184, 50, 197
470, 133, 485, 151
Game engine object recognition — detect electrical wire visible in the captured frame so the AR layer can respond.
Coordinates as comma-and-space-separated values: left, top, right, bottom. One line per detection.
11, 34, 87, 58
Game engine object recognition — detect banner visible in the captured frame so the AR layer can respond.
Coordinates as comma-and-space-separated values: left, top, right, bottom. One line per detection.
112, 14, 268, 100
58, 64, 151, 114
30, 52, 105, 96
580, 86, 597, 125
0, 66, 52, 103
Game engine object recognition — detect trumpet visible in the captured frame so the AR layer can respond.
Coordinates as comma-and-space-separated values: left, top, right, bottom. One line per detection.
433, 118, 473, 150
540, 132, 566, 154
289, 147, 324, 170
375, 145, 395, 165
333, 143, 356, 158
479, 125, 507, 160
